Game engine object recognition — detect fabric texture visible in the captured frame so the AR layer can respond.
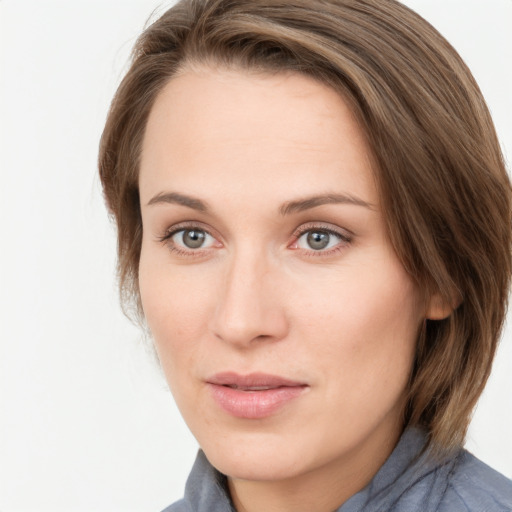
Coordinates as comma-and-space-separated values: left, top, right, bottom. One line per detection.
162, 428, 512, 512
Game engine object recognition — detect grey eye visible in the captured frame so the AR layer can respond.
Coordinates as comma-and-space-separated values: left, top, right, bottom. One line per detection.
296, 229, 343, 251
172, 229, 211, 249
182, 229, 206, 248
306, 231, 331, 250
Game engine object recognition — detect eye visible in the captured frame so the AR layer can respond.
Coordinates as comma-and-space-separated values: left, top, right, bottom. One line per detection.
297, 230, 341, 251
291, 225, 352, 255
170, 228, 216, 250
157, 223, 222, 258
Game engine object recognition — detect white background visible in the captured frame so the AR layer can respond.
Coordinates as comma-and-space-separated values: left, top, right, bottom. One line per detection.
0, 1, 511, 511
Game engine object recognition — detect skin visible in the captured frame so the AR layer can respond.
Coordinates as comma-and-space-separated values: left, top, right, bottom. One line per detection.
138, 67, 440, 512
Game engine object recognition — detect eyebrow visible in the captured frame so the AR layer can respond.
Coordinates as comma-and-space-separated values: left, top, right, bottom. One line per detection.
279, 193, 373, 215
147, 192, 209, 212
146, 191, 373, 215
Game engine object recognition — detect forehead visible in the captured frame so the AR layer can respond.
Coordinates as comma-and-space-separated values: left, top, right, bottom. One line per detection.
139, 67, 377, 206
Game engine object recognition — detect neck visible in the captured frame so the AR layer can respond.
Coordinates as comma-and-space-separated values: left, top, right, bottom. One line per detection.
228, 421, 403, 512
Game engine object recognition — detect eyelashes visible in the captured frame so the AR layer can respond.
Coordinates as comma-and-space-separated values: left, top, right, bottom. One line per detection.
157, 222, 221, 258
157, 221, 353, 258
290, 223, 352, 256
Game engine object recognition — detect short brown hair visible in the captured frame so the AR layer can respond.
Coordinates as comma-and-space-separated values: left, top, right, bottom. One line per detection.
99, 0, 511, 453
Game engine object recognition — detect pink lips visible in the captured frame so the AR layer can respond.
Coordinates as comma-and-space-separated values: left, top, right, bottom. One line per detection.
206, 372, 308, 419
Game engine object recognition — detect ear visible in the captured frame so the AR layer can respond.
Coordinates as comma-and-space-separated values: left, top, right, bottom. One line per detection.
426, 291, 461, 320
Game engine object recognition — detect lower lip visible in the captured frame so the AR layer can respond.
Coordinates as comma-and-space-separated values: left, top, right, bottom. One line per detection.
207, 383, 307, 419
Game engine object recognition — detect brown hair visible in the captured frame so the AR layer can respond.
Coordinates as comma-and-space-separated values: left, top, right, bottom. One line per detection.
99, 0, 511, 453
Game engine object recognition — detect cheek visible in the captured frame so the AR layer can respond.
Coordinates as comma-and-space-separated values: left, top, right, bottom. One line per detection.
139, 259, 216, 417
351, 275, 420, 397
297, 263, 420, 336
138, 248, 214, 366
294, 256, 422, 383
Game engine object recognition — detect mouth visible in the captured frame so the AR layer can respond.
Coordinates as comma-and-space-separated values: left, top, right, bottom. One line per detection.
225, 385, 281, 391
206, 372, 309, 419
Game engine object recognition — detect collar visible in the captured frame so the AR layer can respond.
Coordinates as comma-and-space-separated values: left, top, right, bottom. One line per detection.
182, 428, 459, 512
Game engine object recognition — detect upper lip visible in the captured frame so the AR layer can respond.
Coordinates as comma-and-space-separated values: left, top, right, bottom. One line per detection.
207, 372, 307, 390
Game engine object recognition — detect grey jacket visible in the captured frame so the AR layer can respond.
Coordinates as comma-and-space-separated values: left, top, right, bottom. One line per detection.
162, 428, 512, 511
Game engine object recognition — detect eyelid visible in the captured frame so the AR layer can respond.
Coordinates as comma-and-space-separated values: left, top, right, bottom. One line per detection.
289, 222, 353, 255
159, 221, 208, 240
157, 221, 223, 255
156, 220, 352, 257
291, 222, 353, 240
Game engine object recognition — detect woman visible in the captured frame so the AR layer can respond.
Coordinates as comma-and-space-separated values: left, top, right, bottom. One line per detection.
99, 0, 512, 510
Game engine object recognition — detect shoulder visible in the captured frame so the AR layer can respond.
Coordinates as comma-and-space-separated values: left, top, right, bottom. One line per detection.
439, 450, 512, 512
160, 499, 191, 512
158, 450, 233, 512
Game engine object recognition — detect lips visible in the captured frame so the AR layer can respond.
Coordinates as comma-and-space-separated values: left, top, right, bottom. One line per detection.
206, 372, 308, 419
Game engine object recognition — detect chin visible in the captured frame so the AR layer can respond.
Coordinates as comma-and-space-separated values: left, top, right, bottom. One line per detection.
201, 433, 310, 481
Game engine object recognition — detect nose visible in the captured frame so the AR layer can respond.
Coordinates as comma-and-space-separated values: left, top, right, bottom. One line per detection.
210, 251, 289, 347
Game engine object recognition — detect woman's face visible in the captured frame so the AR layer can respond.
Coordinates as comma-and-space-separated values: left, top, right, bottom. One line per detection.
138, 68, 427, 484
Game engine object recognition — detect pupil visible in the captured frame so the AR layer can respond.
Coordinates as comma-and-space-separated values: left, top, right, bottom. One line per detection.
183, 230, 205, 249
307, 231, 330, 250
